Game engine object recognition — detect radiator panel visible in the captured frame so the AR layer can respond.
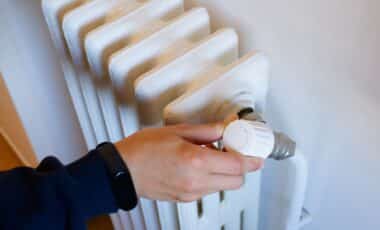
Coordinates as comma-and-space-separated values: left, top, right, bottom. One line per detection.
164, 53, 270, 125
83, 0, 184, 142
108, 7, 211, 136
135, 28, 239, 126
85, 0, 184, 77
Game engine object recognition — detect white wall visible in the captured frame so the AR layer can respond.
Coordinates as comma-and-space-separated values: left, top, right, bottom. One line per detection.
186, 0, 380, 229
0, 0, 87, 163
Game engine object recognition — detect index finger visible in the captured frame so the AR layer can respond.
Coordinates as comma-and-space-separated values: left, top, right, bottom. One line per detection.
196, 146, 263, 175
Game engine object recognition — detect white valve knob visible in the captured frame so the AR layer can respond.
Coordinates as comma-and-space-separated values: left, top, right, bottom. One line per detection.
222, 119, 275, 159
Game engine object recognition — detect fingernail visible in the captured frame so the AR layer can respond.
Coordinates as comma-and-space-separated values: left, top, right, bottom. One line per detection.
215, 123, 225, 135
246, 158, 264, 171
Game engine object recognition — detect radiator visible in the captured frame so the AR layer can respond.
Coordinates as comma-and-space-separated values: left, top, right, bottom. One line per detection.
42, 1, 309, 229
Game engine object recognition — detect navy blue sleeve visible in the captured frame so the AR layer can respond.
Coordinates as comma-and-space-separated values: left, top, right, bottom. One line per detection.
0, 150, 125, 230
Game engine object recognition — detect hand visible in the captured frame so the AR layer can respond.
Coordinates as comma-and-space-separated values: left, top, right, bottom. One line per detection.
115, 123, 263, 202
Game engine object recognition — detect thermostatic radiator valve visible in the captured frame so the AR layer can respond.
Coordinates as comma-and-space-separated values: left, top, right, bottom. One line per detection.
222, 108, 296, 160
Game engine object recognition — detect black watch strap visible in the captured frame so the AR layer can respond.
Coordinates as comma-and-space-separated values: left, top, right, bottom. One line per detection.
96, 142, 138, 211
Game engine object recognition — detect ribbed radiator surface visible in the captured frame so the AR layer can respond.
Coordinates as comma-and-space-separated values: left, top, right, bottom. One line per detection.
42, 1, 308, 230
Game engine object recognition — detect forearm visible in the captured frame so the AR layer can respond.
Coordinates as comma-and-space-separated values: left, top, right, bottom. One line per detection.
0, 144, 137, 229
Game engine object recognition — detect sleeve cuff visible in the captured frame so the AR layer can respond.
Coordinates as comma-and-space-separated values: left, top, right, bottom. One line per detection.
66, 150, 119, 217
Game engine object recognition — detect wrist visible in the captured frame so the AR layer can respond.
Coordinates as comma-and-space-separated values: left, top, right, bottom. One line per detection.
115, 140, 141, 197
96, 142, 138, 211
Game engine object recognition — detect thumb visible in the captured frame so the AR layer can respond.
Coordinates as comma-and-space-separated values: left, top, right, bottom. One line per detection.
171, 123, 224, 144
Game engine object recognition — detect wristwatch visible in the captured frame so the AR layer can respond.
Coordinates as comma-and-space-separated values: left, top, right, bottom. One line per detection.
96, 142, 138, 211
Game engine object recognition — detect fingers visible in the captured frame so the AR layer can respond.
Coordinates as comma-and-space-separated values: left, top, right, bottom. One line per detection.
172, 148, 263, 202
244, 156, 264, 172
169, 123, 263, 175
196, 146, 263, 175
204, 174, 244, 192
172, 175, 245, 202
171, 123, 224, 144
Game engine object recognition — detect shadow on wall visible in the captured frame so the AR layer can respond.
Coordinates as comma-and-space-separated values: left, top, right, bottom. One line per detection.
185, 0, 248, 53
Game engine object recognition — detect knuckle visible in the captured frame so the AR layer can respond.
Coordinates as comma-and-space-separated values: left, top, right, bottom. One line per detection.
231, 157, 245, 175
181, 176, 197, 193
238, 159, 246, 174
197, 152, 208, 162
171, 194, 182, 202
188, 154, 203, 169
181, 150, 203, 169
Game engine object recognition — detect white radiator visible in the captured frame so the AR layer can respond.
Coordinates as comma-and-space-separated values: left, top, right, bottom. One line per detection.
42, 1, 309, 229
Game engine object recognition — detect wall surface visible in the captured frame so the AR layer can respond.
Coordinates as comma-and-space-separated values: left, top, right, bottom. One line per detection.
0, 0, 379, 229
186, 0, 380, 229
0, 73, 36, 166
0, 0, 87, 163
